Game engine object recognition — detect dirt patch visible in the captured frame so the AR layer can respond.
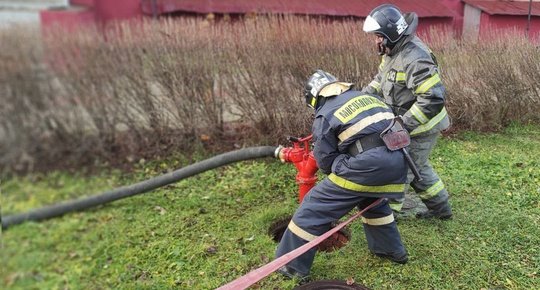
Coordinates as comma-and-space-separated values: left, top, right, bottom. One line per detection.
268, 215, 350, 253
317, 230, 350, 252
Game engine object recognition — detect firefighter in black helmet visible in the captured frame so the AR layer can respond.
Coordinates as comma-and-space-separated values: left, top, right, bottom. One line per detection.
363, 4, 409, 55
363, 4, 453, 219
275, 70, 408, 280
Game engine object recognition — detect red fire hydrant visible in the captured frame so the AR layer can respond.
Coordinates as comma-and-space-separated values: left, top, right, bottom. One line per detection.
276, 135, 319, 203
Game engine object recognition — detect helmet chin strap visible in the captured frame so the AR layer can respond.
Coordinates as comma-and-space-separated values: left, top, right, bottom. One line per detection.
377, 38, 388, 55
377, 42, 386, 55
314, 96, 326, 110
378, 38, 396, 56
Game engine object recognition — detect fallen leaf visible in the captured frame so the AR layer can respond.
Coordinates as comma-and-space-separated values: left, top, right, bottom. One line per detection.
260, 254, 270, 263
346, 277, 355, 285
154, 206, 166, 215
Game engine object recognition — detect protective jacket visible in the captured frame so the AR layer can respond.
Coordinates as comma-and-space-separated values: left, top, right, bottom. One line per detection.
364, 12, 450, 137
275, 88, 408, 276
312, 89, 407, 198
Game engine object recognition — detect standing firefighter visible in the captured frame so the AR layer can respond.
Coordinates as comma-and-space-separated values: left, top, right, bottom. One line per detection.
362, 4, 453, 219
275, 70, 408, 279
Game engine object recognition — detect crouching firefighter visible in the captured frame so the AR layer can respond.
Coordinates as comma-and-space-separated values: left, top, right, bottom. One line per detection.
275, 70, 409, 280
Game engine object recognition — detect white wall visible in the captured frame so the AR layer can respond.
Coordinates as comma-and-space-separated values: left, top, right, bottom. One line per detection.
463, 4, 482, 40
0, 0, 69, 28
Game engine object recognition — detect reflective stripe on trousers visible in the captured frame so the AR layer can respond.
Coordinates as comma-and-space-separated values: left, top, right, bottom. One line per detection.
391, 132, 449, 209
275, 180, 406, 276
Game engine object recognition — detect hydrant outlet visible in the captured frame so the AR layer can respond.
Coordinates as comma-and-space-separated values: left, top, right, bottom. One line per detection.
275, 145, 285, 162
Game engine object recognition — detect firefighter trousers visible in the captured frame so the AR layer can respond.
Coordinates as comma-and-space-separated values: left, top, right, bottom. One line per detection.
389, 132, 451, 212
275, 179, 406, 276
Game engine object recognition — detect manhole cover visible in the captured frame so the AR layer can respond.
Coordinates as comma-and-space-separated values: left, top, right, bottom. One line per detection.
293, 280, 371, 290
268, 216, 350, 252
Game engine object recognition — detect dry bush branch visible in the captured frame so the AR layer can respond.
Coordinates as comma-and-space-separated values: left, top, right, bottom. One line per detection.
1, 18, 539, 173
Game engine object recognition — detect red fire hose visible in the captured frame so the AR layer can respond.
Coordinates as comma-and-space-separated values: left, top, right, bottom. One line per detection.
217, 135, 382, 289
217, 198, 385, 290
4, 134, 366, 289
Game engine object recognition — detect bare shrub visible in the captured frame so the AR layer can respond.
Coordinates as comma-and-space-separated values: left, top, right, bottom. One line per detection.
0, 26, 59, 172
1, 17, 539, 173
221, 16, 378, 142
439, 31, 540, 130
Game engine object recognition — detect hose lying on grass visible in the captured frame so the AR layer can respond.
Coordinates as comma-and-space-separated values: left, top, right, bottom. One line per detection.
2, 146, 279, 230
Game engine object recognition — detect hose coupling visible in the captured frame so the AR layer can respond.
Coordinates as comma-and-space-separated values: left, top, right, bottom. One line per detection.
274, 145, 285, 162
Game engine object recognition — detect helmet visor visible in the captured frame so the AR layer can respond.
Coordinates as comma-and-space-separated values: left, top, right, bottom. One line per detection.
363, 15, 381, 33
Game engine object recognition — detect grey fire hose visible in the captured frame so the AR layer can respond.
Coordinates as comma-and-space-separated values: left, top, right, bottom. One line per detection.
2, 146, 280, 230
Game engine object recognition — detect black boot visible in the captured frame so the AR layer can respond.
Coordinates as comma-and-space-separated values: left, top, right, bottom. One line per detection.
277, 266, 309, 281
418, 191, 453, 220
374, 252, 408, 264
416, 202, 452, 220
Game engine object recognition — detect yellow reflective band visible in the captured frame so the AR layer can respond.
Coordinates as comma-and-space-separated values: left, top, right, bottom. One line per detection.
338, 112, 395, 143
415, 73, 441, 94
361, 214, 394, 226
379, 57, 385, 70
396, 72, 406, 82
419, 180, 445, 199
410, 103, 429, 124
410, 107, 448, 136
328, 174, 406, 193
310, 96, 317, 108
288, 220, 318, 242
333, 95, 388, 124
389, 202, 403, 212
369, 80, 381, 92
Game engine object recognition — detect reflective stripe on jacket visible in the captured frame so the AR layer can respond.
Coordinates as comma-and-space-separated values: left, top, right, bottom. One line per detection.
364, 12, 450, 137
312, 90, 407, 198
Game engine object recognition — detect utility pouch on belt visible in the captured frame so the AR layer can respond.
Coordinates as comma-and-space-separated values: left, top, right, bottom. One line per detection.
381, 117, 423, 181
380, 117, 410, 151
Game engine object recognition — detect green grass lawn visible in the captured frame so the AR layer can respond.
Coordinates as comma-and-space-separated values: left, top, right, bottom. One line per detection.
2, 124, 539, 289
